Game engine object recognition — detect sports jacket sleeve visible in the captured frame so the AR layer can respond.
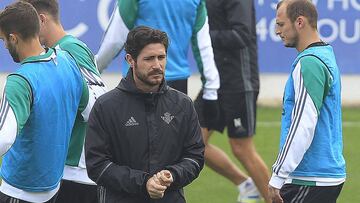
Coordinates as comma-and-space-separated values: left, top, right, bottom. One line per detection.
85, 100, 150, 196
95, 0, 137, 72
191, 0, 219, 100
0, 75, 32, 156
164, 100, 205, 190
209, 0, 253, 49
58, 43, 108, 121
270, 56, 332, 189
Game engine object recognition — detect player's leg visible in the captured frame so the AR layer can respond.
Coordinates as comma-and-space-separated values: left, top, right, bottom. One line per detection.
225, 92, 271, 203
194, 91, 255, 201
55, 180, 97, 203
201, 127, 248, 185
229, 137, 270, 202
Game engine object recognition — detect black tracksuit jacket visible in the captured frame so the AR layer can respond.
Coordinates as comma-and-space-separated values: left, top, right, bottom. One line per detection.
206, 0, 259, 93
85, 71, 204, 203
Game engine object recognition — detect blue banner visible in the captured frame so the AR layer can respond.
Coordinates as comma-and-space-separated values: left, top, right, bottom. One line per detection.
256, 0, 360, 73
0, 0, 359, 73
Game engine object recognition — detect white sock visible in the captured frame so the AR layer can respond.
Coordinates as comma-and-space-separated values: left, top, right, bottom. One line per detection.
237, 178, 258, 196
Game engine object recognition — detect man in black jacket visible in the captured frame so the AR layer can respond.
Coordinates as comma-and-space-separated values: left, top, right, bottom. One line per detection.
194, 0, 271, 202
85, 26, 204, 203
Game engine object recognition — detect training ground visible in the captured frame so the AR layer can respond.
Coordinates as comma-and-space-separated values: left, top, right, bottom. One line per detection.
70, 73, 360, 107
0, 73, 359, 202
1, 73, 359, 106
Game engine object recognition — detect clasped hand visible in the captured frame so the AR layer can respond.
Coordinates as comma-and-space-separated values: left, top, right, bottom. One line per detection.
146, 170, 173, 199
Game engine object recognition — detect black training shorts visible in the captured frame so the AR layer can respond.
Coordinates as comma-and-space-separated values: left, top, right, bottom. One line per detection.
194, 91, 258, 138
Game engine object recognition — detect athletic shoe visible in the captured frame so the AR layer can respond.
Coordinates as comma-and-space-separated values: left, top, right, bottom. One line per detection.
237, 178, 262, 203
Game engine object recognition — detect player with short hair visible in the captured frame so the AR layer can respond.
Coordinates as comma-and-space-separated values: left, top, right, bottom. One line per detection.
269, 1, 346, 202
22, 0, 107, 202
0, 1, 84, 202
85, 25, 205, 203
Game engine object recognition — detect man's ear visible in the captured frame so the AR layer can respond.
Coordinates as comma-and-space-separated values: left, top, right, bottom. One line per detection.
296, 16, 305, 29
125, 54, 135, 68
39, 13, 47, 26
8, 33, 18, 44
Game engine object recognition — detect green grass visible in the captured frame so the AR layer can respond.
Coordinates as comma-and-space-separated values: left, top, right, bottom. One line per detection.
185, 107, 360, 203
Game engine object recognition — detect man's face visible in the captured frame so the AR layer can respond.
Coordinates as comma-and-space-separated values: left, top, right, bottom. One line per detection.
0, 31, 20, 63
132, 43, 167, 89
275, 4, 299, 48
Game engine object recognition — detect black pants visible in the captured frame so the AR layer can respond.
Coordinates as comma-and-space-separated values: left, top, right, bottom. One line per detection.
0, 191, 57, 203
55, 180, 97, 203
280, 183, 344, 203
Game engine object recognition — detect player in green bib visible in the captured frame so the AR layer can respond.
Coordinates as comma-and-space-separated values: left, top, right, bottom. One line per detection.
24, 0, 107, 202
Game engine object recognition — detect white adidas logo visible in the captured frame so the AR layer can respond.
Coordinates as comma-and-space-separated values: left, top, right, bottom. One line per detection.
125, 117, 139, 126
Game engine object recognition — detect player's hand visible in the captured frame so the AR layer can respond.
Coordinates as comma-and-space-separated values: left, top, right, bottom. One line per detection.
203, 99, 220, 127
156, 170, 173, 187
146, 175, 167, 199
268, 185, 283, 203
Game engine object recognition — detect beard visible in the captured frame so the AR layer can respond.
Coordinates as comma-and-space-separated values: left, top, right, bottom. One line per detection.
284, 39, 298, 48
8, 42, 20, 63
284, 26, 299, 48
133, 64, 164, 87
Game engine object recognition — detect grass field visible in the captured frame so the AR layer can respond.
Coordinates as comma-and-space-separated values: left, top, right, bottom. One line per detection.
185, 107, 360, 203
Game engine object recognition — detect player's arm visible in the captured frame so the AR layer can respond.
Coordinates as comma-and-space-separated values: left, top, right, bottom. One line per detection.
61, 47, 107, 121
73, 57, 107, 122
209, 0, 253, 49
85, 100, 150, 196
60, 41, 101, 75
79, 68, 107, 121
164, 100, 205, 190
95, 0, 137, 72
270, 56, 332, 189
0, 74, 32, 156
191, 0, 219, 100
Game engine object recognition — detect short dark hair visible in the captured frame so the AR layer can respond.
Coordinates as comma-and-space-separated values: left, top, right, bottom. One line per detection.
277, 0, 318, 29
22, 0, 60, 22
0, 1, 40, 40
125, 26, 169, 60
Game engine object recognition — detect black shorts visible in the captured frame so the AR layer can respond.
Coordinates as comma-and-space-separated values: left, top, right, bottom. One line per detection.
0, 191, 57, 203
194, 91, 258, 138
55, 180, 97, 203
166, 79, 188, 95
280, 183, 344, 203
